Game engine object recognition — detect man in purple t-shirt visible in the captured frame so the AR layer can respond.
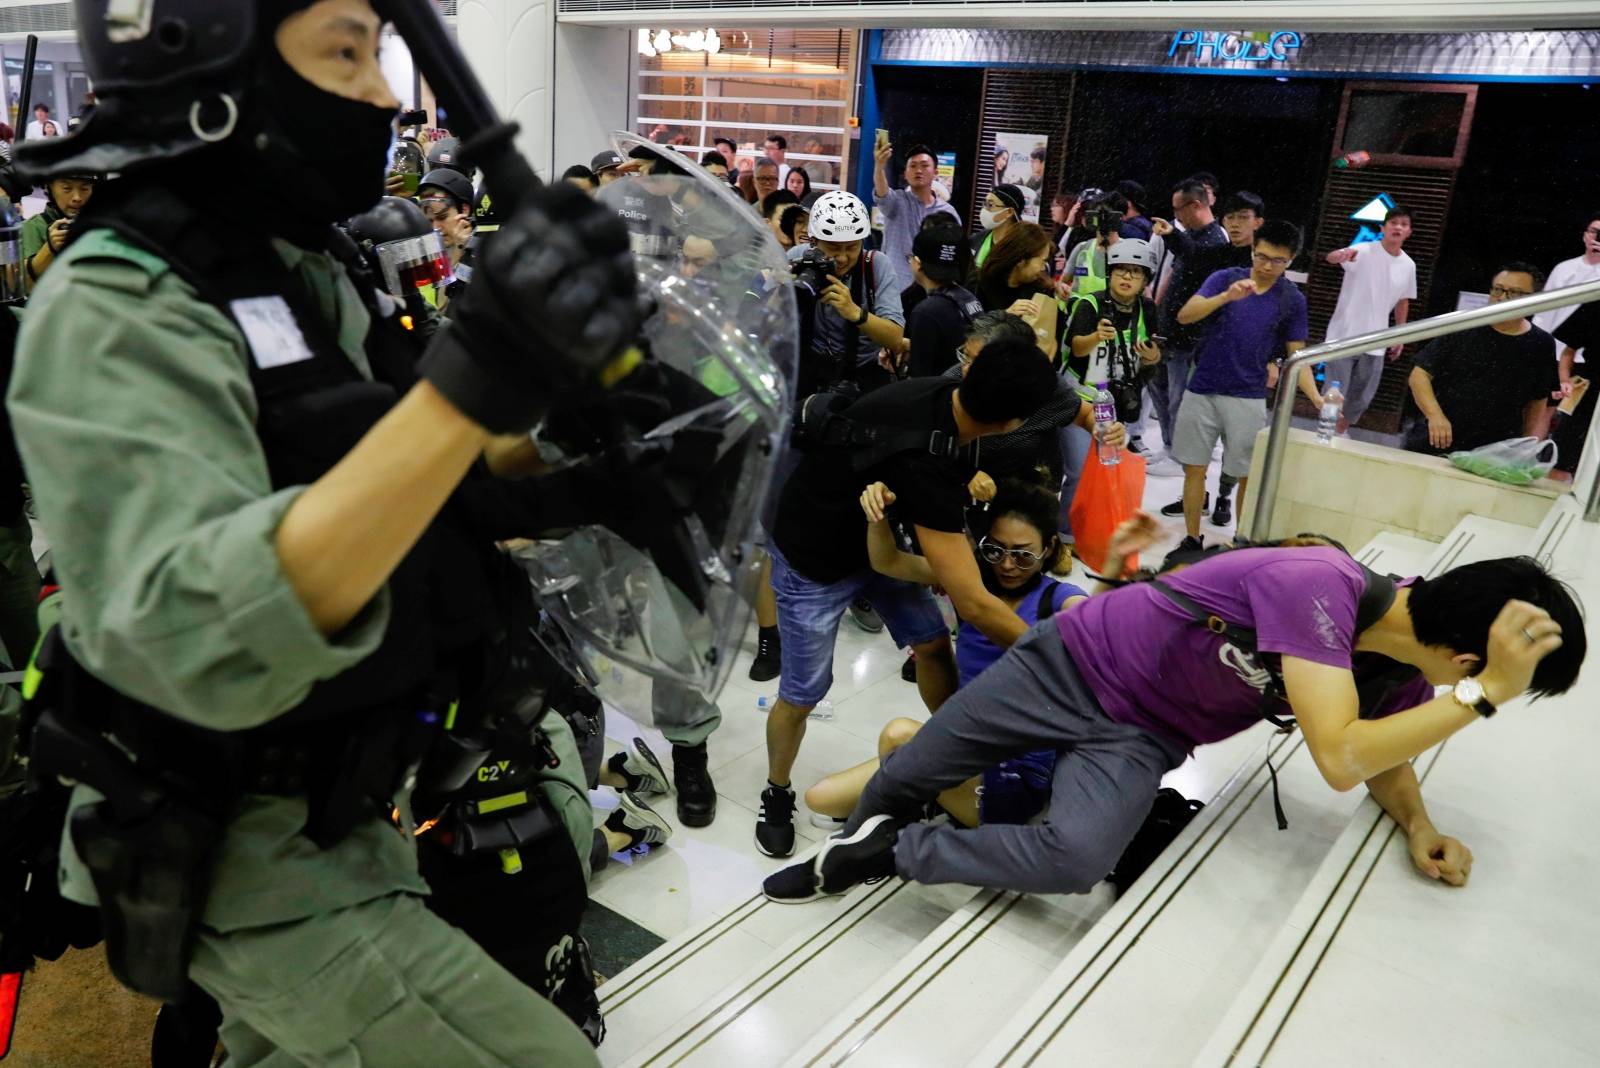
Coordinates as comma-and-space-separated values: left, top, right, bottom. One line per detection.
763, 544, 1584, 903
1170, 220, 1308, 549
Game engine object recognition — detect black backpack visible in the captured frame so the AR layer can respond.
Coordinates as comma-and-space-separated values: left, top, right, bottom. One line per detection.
1107, 787, 1204, 896
790, 387, 978, 473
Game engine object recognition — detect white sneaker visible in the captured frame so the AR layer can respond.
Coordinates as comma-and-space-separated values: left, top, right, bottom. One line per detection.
1143, 452, 1184, 478
810, 812, 847, 830
607, 791, 674, 849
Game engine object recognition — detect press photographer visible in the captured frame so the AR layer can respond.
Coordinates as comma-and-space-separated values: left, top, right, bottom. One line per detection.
1064, 238, 1162, 420
1061, 189, 1128, 298
790, 190, 906, 396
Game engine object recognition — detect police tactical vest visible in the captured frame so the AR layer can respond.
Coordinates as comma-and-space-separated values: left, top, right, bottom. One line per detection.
50, 187, 559, 842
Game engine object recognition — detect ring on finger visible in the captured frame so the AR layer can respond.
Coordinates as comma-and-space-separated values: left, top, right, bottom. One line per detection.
1522, 627, 1537, 643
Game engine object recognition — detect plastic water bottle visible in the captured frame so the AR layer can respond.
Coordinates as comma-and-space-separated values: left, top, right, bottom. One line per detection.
1093, 382, 1120, 466
1317, 380, 1345, 444
756, 695, 834, 721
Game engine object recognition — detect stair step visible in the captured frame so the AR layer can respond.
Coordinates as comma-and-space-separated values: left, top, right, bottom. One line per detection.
1425, 514, 1537, 573
778, 888, 1110, 1068
971, 727, 1376, 1067
1351, 530, 1436, 578
608, 868, 978, 1067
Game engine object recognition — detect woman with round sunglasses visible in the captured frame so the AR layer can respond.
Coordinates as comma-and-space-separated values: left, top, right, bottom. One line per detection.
799, 480, 1099, 831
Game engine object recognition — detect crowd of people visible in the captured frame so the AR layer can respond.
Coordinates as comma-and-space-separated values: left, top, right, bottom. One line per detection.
548, 126, 1591, 893
0, 5, 1589, 1063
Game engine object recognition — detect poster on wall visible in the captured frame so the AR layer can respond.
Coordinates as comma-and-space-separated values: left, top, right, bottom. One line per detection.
992, 131, 1047, 221
935, 151, 956, 204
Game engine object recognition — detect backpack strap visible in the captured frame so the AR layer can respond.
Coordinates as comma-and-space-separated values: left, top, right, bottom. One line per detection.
841, 251, 879, 364
1034, 579, 1062, 623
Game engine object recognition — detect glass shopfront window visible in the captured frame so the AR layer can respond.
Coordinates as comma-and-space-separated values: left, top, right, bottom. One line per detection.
634, 28, 857, 189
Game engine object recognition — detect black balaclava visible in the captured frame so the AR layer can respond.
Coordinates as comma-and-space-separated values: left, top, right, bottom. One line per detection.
235, 1, 398, 240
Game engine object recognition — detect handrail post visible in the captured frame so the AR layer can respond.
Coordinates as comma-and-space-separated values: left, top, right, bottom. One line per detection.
1246, 277, 1600, 541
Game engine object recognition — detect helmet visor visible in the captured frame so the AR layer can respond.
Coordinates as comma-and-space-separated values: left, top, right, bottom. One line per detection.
374, 231, 454, 297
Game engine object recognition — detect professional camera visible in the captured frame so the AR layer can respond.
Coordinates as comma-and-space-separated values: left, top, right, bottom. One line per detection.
1081, 195, 1123, 238
790, 246, 835, 299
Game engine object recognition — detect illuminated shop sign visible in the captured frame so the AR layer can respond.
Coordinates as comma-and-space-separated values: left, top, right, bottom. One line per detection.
637, 28, 722, 57
1168, 30, 1304, 63
1349, 192, 1397, 244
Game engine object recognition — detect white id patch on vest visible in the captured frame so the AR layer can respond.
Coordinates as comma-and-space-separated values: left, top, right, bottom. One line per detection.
231, 296, 316, 369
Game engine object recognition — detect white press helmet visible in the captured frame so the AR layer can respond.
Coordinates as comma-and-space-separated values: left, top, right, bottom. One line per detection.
1106, 238, 1159, 277
808, 190, 871, 241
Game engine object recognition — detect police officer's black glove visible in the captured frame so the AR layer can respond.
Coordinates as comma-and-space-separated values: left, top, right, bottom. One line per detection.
419, 183, 640, 433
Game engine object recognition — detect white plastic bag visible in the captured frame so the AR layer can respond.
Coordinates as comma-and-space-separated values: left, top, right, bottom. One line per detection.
1446, 436, 1557, 486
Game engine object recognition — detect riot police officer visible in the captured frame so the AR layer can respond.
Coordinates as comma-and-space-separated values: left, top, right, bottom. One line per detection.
8, 2, 639, 1064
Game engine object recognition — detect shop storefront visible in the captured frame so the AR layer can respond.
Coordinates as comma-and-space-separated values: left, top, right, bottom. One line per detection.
631, 27, 857, 189
862, 27, 1600, 430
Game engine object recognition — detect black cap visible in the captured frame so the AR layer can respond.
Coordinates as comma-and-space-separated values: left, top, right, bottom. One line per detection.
913, 227, 965, 283
1115, 179, 1147, 212
992, 184, 1026, 218
591, 150, 624, 173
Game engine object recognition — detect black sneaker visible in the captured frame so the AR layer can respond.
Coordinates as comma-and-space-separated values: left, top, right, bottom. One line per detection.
848, 597, 885, 634
606, 738, 670, 796
900, 652, 917, 683
1210, 495, 1233, 528
755, 784, 797, 858
1159, 492, 1207, 518
763, 857, 823, 904
672, 743, 717, 828
1173, 534, 1205, 555
748, 625, 781, 682
604, 791, 674, 850
815, 814, 901, 894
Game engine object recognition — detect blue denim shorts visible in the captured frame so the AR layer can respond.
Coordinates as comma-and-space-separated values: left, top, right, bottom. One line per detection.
768, 543, 950, 708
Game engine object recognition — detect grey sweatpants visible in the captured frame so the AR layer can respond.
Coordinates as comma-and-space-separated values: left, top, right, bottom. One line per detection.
843, 621, 1187, 895
1322, 350, 1386, 427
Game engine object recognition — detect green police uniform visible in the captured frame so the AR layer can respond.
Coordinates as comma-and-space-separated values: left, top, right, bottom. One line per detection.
8, 231, 600, 1066
18, 210, 57, 267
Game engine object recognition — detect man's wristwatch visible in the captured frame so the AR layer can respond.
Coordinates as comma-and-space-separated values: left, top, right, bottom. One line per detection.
853, 305, 870, 325
1452, 677, 1497, 718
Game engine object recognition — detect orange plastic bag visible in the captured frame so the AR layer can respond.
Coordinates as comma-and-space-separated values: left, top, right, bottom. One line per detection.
1067, 444, 1146, 575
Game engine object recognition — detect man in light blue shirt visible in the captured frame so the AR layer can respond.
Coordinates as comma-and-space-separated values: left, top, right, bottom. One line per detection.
873, 138, 960, 272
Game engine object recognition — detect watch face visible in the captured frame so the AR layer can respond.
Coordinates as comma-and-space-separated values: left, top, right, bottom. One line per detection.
1454, 677, 1485, 705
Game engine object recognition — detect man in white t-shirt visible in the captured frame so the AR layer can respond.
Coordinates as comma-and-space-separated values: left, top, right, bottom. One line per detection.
1301, 206, 1418, 430
24, 103, 59, 140
1531, 211, 1600, 370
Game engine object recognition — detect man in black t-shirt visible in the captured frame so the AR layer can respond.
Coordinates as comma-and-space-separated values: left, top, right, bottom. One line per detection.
1150, 179, 1230, 451
758, 341, 1086, 858
904, 226, 983, 378
1553, 299, 1600, 475
1405, 263, 1558, 456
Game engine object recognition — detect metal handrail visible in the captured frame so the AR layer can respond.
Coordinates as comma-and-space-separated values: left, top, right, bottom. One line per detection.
1249, 277, 1600, 541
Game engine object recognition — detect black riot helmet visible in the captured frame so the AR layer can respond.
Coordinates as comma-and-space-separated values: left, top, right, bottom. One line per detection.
418, 167, 475, 212
345, 195, 454, 299
16, 1, 400, 225
15, 2, 260, 180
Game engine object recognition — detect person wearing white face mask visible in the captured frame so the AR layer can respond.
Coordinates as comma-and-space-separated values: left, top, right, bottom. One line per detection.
972, 184, 1026, 278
